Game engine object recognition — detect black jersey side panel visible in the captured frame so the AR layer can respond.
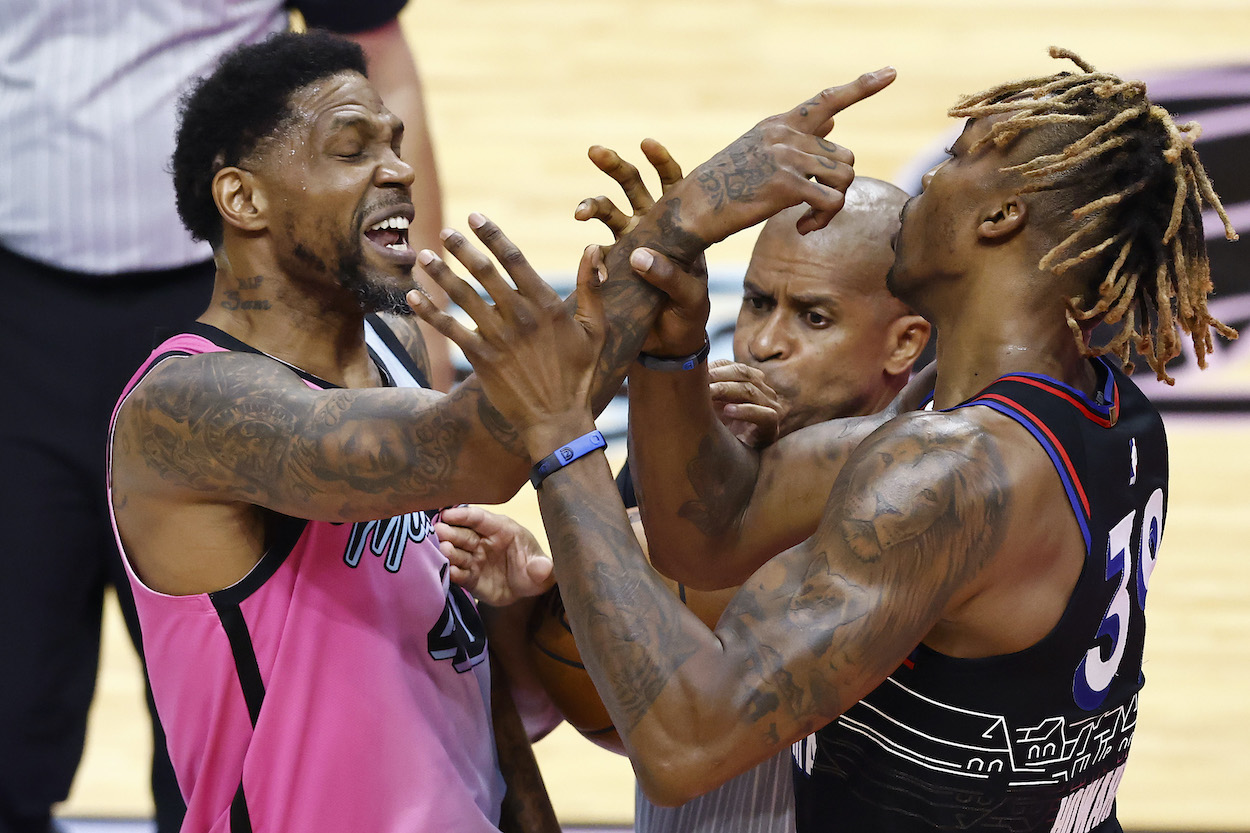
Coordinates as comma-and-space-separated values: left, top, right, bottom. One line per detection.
793, 360, 1167, 833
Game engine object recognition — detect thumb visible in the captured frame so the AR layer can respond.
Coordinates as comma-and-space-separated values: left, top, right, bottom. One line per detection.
574, 245, 607, 340
630, 247, 683, 296
525, 554, 555, 592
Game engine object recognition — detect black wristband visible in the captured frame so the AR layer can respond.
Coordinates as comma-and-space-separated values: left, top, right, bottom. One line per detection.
636, 339, 710, 372
529, 429, 607, 488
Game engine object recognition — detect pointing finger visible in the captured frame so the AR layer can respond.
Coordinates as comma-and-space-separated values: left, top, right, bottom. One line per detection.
790, 67, 897, 134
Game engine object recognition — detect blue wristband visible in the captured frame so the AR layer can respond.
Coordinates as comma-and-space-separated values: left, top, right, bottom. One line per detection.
529, 429, 607, 488
636, 339, 710, 372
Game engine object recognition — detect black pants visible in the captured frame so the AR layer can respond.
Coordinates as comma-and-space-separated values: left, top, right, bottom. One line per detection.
0, 243, 213, 833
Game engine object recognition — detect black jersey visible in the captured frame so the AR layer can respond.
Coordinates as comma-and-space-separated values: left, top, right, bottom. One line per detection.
793, 358, 1167, 833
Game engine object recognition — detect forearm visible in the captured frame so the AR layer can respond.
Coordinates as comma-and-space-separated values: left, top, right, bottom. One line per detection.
536, 443, 810, 804
627, 363, 761, 589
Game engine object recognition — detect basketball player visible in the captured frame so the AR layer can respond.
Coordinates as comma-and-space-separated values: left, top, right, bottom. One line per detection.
443, 176, 929, 833
107, 29, 889, 831
408, 49, 1238, 831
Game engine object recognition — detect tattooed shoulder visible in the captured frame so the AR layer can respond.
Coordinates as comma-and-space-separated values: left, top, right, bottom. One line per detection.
832, 410, 1010, 596
116, 351, 304, 498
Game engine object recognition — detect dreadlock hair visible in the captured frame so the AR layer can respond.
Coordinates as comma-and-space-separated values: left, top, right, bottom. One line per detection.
948, 47, 1239, 384
171, 30, 368, 247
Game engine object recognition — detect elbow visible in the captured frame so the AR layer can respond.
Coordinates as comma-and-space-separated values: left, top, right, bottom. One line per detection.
477, 474, 526, 507
648, 546, 752, 592
630, 741, 725, 807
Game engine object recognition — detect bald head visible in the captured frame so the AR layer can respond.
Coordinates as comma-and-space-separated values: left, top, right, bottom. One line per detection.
757, 178, 909, 309
734, 178, 929, 434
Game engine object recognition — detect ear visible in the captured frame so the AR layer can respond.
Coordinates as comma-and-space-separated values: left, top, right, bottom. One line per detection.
212, 167, 268, 236
978, 195, 1027, 241
883, 314, 932, 377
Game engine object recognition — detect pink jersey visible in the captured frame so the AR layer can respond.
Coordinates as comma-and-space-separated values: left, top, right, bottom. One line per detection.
107, 323, 504, 832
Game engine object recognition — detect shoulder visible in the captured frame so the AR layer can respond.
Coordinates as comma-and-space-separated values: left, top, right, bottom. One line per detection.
116, 348, 315, 440
831, 409, 1013, 570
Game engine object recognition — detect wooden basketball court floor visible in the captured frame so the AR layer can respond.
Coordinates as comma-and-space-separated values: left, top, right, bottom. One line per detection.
59, 1, 1250, 830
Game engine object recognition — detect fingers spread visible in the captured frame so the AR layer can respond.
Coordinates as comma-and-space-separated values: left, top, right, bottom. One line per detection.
440, 223, 516, 304
410, 257, 489, 346
588, 145, 656, 213
641, 138, 684, 193
574, 195, 630, 237
467, 213, 561, 306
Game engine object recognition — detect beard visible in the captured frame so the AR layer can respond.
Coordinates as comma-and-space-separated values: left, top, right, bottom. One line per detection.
339, 262, 413, 315
291, 224, 413, 315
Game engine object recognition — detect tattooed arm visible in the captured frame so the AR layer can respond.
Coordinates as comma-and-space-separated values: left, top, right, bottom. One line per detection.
416, 71, 896, 418
627, 349, 904, 590
408, 169, 1022, 805
531, 409, 1009, 804
112, 350, 527, 524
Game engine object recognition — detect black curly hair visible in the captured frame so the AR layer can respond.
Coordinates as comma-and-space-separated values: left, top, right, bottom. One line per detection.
171, 29, 368, 247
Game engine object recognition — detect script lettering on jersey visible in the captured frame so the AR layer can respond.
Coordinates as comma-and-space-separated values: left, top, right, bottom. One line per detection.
1048, 762, 1127, 833
1074, 487, 1163, 711
342, 510, 435, 573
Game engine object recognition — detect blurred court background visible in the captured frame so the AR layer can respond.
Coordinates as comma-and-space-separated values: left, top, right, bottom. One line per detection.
62, 1, 1250, 830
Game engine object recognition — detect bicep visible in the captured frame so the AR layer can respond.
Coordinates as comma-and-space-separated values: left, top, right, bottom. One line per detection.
114, 353, 497, 521
702, 416, 1015, 748
677, 411, 892, 589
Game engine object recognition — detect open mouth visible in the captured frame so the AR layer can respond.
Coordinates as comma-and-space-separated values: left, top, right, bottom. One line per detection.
364, 215, 411, 253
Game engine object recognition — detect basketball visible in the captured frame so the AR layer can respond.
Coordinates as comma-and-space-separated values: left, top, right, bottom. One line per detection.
527, 585, 626, 755
526, 575, 737, 756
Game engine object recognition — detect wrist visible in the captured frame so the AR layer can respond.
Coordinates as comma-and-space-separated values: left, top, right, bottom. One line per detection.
636, 337, 710, 372
637, 188, 710, 268
528, 427, 607, 489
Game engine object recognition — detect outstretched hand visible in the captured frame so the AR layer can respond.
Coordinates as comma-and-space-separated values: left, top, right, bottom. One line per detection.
436, 505, 554, 607
407, 214, 607, 452
574, 139, 685, 239
575, 141, 712, 357
653, 68, 897, 264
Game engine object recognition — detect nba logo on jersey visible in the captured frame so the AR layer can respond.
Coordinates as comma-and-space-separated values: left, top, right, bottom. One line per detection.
1128, 438, 1138, 486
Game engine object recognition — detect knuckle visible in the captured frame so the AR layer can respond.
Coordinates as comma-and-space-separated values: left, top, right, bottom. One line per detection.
500, 245, 527, 269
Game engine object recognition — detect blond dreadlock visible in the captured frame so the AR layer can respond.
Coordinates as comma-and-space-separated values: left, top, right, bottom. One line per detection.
949, 47, 1239, 384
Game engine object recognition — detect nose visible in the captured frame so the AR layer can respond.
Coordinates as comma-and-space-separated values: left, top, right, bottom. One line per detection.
748, 312, 790, 363
376, 146, 415, 189
920, 159, 944, 191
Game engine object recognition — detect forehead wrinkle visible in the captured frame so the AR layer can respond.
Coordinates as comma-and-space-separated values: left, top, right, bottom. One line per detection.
316, 107, 402, 144
786, 289, 843, 310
